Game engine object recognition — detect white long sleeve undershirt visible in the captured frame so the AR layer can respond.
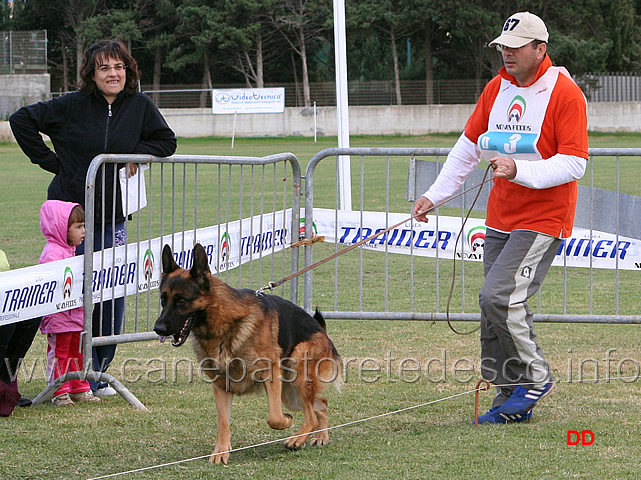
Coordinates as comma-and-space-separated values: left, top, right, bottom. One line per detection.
422, 134, 481, 206
512, 154, 586, 189
422, 134, 587, 205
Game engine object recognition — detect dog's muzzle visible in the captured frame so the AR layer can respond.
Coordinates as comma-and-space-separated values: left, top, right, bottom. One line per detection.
169, 315, 195, 347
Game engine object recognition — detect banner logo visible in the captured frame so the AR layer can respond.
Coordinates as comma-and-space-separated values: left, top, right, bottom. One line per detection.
220, 232, 231, 262
299, 218, 318, 240
507, 95, 526, 122
63, 266, 73, 300
212, 88, 285, 114
143, 249, 154, 281
467, 226, 486, 252
215, 93, 231, 104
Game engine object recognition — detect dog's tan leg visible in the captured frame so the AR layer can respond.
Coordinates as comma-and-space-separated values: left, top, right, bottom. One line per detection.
284, 389, 319, 449
210, 385, 233, 465
309, 397, 329, 446
284, 363, 322, 449
264, 360, 293, 430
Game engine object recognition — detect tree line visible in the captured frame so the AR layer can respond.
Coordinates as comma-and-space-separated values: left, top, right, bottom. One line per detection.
4, 0, 641, 106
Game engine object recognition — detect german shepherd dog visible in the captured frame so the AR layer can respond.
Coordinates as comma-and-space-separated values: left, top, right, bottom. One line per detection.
154, 244, 342, 464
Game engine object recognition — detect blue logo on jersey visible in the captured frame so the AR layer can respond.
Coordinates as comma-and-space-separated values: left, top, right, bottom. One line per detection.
479, 132, 537, 155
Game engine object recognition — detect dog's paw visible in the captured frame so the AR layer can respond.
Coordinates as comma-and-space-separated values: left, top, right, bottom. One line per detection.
268, 412, 293, 430
284, 432, 311, 450
209, 446, 231, 465
283, 413, 293, 428
309, 433, 329, 447
284, 437, 305, 450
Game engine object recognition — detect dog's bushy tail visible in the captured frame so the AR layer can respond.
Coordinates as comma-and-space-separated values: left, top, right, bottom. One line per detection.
313, 308, 327, 331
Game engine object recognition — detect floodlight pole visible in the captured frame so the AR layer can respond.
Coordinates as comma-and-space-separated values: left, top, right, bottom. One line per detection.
333, 0, 352, 211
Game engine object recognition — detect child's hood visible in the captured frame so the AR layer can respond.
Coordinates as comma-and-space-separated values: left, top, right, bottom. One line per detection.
40, 200, 81, 248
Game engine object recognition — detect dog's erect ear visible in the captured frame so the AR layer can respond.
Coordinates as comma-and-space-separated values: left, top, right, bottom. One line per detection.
162, 244, 179, 275
190, 243, 211, 289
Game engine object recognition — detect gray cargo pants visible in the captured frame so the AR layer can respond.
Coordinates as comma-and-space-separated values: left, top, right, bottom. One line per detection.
479, 228, 560, 408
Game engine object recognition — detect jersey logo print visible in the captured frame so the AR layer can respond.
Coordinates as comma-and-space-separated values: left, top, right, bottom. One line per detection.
507, 96, 526, 122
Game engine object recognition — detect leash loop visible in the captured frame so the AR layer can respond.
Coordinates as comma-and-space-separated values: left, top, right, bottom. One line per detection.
474, 379, 492, 427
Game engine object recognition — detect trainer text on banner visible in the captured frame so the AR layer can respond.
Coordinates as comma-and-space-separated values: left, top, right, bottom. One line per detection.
0, 210, 292, 326
311, 209, 641, 271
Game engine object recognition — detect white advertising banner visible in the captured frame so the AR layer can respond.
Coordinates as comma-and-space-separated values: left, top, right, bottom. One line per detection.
3, 208, 639, 326
0, 210, 293, 326
212, 88, 285, 114
310, 209, 641, 270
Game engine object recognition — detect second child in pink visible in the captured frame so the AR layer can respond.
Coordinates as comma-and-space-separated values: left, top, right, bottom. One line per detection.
39, 200, 101, 406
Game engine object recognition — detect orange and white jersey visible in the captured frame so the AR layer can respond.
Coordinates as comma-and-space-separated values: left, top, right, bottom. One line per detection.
465, 55, 588, 238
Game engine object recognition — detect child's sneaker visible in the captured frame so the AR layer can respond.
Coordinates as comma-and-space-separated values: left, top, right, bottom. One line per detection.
52, 393, 75, 407
94, 386, 117, 396
69, 391, 102, 402
499, 382, 555, 415
476, 406, 533, 424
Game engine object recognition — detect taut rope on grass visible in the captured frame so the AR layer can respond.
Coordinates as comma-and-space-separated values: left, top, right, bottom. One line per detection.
85, 375, 640, 480
85, 384, 489, 480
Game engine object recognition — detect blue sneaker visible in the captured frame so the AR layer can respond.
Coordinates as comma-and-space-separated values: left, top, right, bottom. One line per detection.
499, 382, 555, 415
476, 406, 533, 425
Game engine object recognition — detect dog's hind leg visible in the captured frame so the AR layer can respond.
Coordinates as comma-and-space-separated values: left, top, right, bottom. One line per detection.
309, 397, 329, 446
284, 351, 333, 450
210, 385, 233, 465
284, 379, 319, 450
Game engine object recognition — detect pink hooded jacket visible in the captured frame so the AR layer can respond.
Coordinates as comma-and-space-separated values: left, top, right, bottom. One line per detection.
39, 200, 84, 334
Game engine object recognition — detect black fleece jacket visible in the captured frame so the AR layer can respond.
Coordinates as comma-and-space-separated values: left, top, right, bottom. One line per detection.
10, 90, 177, 225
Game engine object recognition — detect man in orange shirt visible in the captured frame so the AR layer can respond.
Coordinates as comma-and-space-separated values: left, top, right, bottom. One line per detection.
413, 12, 588, 423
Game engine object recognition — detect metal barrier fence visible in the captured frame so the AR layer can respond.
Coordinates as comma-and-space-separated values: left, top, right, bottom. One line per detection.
579, 73, 641, 102
32, 148, 640, 407
302, 148, 641, 324
34, 152, 302, 408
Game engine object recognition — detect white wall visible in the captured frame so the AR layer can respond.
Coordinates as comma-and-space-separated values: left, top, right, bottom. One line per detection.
2, 102, 640, 142
0, 74, 50, 120
160, 102, 641, 138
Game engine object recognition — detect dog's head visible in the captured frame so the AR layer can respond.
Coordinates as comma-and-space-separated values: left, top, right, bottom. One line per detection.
153, 243, 211, 347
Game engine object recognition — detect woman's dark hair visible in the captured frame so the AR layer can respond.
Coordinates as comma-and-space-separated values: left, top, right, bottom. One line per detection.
77, 39, 140, 96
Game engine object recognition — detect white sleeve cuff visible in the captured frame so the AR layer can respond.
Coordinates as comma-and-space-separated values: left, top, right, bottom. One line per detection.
512, 154, 587, 189
422, 134, 481, 205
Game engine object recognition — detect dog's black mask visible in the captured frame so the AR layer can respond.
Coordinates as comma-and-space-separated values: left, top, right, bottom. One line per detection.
154, 244, 210, 346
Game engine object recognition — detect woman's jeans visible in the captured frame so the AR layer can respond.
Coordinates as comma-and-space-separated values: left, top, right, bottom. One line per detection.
77, 221, 126, 391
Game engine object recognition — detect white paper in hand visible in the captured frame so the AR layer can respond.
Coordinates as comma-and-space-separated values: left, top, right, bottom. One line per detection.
119, 164, 148, 215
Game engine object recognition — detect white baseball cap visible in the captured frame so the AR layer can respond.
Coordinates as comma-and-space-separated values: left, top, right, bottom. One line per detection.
488, 12, 549, 49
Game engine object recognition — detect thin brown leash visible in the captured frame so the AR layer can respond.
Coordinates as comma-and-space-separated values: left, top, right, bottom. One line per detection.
444, 164, 493, 335
257, 165, 494, 336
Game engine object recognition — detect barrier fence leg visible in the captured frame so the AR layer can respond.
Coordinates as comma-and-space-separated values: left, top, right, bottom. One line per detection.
31, 371, 148, 411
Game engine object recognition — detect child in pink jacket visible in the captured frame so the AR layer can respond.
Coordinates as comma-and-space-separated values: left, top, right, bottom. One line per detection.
39, 200, 101, 406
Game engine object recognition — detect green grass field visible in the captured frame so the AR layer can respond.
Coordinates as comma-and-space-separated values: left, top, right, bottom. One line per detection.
1, 134, 641, 480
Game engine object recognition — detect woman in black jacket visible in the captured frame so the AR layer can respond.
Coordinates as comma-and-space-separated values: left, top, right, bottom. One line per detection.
10, 39, 177, 395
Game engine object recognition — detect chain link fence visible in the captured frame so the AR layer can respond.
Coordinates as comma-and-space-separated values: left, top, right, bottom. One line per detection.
0, 30, 47, 75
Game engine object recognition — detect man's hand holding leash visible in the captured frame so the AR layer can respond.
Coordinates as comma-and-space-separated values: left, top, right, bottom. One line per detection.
412, 197, 434, 223
489, 156, 516, 180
